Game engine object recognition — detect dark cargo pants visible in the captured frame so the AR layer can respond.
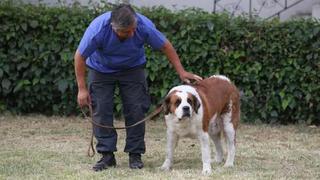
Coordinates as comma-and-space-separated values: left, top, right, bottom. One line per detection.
88, 66, 151, 154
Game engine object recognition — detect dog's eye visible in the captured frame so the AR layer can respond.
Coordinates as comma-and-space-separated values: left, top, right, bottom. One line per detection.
187, 98, 192, 105
175, 99, 181, 106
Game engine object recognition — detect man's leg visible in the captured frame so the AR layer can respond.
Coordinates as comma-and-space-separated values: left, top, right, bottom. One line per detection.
118, 67, 151, 169
88, 69, 117, 171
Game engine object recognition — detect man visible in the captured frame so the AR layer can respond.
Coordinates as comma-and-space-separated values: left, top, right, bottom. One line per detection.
74, 4, 202, 171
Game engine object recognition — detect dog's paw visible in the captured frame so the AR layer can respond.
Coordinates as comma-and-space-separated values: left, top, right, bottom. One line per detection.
160, 160, 172, 171
160, 165, 171, 171
223, 162, 234, 168
202, 163, 212, 175
202, 168, 212, 176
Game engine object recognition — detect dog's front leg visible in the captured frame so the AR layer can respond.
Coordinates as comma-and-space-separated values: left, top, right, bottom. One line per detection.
161, 130, 178, 171
198, 132, 212, 175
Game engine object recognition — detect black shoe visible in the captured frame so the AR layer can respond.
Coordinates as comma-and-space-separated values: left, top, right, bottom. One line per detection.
92, 152, 116, 171
129, 153, 144, 169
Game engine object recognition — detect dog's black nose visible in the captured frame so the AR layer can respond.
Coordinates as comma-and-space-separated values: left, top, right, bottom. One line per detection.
183, 106, 190, 112
181, 106, 191, 119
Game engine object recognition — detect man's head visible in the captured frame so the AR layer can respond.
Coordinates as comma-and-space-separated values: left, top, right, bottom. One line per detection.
111, 4, 137, 40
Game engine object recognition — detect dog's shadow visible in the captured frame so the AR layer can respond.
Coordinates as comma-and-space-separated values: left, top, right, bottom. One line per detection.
144, 142, 205, 171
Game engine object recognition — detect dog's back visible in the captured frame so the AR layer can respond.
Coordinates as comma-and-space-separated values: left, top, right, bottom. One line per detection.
193, 75, 240, 131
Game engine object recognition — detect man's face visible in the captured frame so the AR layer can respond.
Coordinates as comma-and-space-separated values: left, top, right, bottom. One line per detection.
113, 24, 136, 40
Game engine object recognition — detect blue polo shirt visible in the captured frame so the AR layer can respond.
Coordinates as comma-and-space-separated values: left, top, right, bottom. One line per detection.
77, 12, 167, 73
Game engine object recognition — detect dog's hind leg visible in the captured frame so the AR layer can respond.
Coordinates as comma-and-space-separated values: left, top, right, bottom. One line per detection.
209, 114, 224, 163
222, 105, 236, 167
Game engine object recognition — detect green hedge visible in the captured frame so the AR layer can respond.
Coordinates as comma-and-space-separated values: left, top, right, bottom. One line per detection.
0, 2, 319, 124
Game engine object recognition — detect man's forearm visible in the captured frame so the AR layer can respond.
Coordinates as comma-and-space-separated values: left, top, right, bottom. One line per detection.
161, 40, 185, 75
74, 50, 87, 90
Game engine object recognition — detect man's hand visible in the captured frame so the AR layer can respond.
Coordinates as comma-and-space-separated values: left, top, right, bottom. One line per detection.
179, 71, 203, 84
77, 88, 91, 107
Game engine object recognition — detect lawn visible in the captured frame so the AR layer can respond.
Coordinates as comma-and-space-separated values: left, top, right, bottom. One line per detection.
0, 115, 319, 180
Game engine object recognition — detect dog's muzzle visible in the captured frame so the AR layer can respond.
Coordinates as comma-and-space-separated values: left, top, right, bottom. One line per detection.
181, 106, 191, 119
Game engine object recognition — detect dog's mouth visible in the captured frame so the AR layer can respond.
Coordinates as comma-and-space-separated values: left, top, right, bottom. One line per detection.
178, 113, 191, 121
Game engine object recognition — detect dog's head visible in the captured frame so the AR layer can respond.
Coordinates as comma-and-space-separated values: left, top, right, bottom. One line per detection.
164, 90, 200, 120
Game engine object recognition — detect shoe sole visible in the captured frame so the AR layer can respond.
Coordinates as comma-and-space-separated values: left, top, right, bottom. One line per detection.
93, 164, 116, 171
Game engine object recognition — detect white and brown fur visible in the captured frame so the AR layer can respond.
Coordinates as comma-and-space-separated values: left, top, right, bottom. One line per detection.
160, 75, 240, 175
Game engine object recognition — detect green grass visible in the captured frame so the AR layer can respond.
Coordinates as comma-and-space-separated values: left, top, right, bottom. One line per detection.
0, 115, 319, 180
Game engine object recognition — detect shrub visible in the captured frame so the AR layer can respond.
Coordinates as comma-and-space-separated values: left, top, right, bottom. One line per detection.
0, 2, 319, 124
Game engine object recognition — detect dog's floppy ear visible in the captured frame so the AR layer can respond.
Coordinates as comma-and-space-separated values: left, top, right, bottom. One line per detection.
164, 95, 171, 115
191, 94, 201, 114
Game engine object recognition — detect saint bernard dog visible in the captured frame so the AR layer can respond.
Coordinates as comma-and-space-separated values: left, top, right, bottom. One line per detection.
160, 75, 240, 175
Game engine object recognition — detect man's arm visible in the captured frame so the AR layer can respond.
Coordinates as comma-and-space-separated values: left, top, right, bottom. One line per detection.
74, 50, 90, 107
160, 40, 202, 83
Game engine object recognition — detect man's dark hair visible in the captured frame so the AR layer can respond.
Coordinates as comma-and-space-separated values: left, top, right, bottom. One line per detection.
111, 4, 136, 30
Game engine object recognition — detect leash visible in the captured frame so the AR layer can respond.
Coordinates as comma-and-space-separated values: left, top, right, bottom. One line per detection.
80, 79, 200, 157
80, 103, 164, 157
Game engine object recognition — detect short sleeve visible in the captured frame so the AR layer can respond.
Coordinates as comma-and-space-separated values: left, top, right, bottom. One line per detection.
145, 25, 167, 50
77, 27, 99, 58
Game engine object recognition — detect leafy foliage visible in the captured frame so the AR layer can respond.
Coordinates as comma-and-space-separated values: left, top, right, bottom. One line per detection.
0, 2, 319, 124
